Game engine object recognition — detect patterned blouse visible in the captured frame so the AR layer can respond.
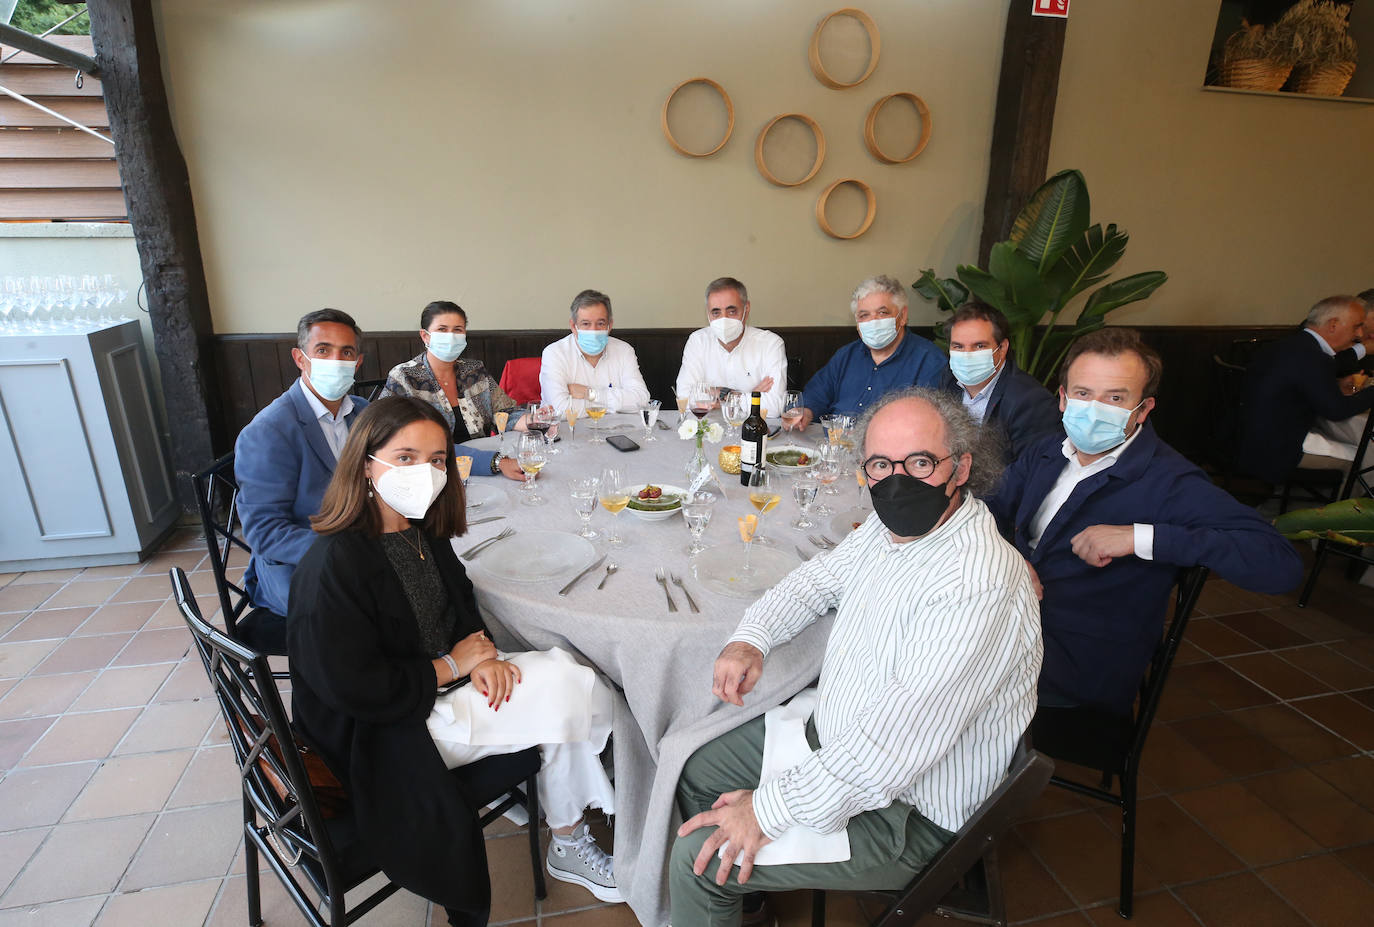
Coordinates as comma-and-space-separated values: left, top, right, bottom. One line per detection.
384, 353, 519, 441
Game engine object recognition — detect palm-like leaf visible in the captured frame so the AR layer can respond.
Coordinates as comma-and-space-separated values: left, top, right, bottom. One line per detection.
1275, 498, 1374, 545
912, 270, 968, 314
1075, 271, 1168, 327
1048, 223, 1128, 305
1008, 169, 1090, 274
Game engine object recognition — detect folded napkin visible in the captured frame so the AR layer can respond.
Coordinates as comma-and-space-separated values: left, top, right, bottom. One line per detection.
427, 647, 596, 747
1303, 429, 1357, 462
722, 687, 851, 867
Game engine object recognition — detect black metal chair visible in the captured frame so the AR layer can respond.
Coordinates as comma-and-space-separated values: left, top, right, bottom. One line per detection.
191, 452, 289, 657
171, 567, 546, 927
1297, 410, 1374, 607
809, 736, 1053, 927
1029, 565, 1210, 919
352, 377, 387, 402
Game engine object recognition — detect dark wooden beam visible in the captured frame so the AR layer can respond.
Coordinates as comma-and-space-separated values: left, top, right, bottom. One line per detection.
978, 2, 1068, 264
85, 0, 221, 510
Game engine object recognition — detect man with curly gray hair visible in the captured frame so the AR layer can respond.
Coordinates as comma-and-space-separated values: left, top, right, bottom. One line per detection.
669, 387, 1041, 927
787, 275, 947, 432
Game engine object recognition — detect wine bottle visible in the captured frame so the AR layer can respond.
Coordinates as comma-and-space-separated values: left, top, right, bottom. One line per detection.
740, 391, 767, 486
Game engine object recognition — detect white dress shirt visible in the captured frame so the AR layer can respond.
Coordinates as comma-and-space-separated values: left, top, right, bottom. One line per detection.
729, 497, 1042, 836
298, 378, 354, 459
1027, 428, 1153, 558
959, 364, 1004, 424
674, 326, 788, 417
538, 333, 651, 414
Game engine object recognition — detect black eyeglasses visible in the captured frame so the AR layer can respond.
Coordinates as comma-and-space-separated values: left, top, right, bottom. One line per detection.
862, 452, 951, 482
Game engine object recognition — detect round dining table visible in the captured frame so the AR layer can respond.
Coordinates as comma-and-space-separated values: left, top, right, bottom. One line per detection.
452, 412, 868, 927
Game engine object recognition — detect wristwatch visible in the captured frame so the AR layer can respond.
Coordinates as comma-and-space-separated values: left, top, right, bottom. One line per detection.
490, 452, 504, 475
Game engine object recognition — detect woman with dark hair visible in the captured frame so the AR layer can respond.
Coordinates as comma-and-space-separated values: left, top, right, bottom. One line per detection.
287, 397, 618, 926
384, 300, 526, 480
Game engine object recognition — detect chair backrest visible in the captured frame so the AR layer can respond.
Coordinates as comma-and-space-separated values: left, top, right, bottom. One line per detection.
1209, 356, 1247, 471
1336, 409, 1374, 501
884, 736, 1052, 918
498, 357, 543, 404
192, 453, 254, 640
1130, 565, 1210, 759
352, 377, 386, 402
170, 567, 354, 911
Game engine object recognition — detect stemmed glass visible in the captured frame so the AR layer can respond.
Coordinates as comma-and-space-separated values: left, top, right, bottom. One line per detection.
721, 391, 747, 440
811, 443, 844, 516
640, 400, 661, 442
516, 433, 547, 505
747, 466, 780, 548
526, 403, 560, 456
493, 410, 511, 452
584, 387, 609, 444
682, 491, 715, 556
565, 405, 580, 446
791, 476, 819, 530
781, 390, 805, 431
688, 382, 716, 421
569, 476, 600, 539
597, 466, 629, 547
675, 391, 690, 426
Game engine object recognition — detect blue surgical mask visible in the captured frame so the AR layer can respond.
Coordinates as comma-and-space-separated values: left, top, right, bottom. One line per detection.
577, 330, 610, 356
306, 358, 356, 401
949, 348, 998, 387
427, 332, 467, 363
858, 317, 898, 350
1061, 398, 1143, 455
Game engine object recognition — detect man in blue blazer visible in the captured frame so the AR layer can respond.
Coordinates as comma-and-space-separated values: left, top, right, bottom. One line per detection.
235, 309, 368, 635
1236, 295, 1374, 483
941, 302, 1062, 462
987, 329, 1303, 715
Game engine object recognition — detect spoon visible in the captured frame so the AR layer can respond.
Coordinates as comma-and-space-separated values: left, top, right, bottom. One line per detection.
596, 563, 618, 590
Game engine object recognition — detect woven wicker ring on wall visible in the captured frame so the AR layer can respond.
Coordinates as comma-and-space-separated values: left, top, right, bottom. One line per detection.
661, 77, 735, 158
754, 113, 827, 187
809, 8, 882, 90
816, 178, 876, 240
864, 92, 932, 164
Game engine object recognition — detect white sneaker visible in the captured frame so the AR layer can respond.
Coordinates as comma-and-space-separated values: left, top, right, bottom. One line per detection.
546, 822, 621, 903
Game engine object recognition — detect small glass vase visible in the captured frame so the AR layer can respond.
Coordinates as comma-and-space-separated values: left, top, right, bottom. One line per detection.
685, 439, 710, 484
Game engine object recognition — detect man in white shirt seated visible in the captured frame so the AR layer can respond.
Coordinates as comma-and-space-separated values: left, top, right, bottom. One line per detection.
669, 388, 1043, 927
539, 289, 651, 415
675, 277, 788, 417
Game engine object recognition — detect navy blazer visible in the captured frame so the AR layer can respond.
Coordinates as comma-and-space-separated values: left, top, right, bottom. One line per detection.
940, 354, 1062, 462
235, 381, 370, 616
1236, 330, 1374, 483
987, 423, 1303, 714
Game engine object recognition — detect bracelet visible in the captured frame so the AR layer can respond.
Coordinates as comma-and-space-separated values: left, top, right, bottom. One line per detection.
441, 654, 460, 684
490, 453, 503, 475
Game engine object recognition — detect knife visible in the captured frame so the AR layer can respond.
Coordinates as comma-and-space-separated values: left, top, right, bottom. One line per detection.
468, 515, 506, 526
558, 554, 608, 597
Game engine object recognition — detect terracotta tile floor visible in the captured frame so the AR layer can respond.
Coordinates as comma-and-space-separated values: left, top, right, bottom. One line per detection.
1, 527, 1373, 926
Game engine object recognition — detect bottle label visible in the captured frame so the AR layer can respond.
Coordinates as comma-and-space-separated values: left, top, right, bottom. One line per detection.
741, 442, 758, 466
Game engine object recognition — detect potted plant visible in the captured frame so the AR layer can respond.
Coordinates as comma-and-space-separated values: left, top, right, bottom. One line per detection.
1276, 0, 1359, 95
914, 169, 1167, 387
1214, 19, 1299, 91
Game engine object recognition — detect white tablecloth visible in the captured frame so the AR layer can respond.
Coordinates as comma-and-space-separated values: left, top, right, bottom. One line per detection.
453, 414, 841, 926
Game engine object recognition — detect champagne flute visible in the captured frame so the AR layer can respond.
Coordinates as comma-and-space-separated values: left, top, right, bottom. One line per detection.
675, 391, 690, 426
640, 399, 661, 442
569, 476, 600, 539
781, 390, 804, 431
738, 513, 759, 576
791, 476, 819, 530
682, 491, 715, 556
747, 466, 780, 547
455, 455, 473, 491
493, 410, 510, 453
585, 387, 609, 444
516, 433, 547, 505
565, 405, 580, 445
597, 466, 629, 546
721, 391, 747, 440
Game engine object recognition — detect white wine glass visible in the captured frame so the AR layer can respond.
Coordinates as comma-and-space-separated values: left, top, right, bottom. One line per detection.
597, 466, 629, 546
585, 387, 609, 444
569, 476, 600, 539
747, 466, 780, 548
516, 433, 547, 506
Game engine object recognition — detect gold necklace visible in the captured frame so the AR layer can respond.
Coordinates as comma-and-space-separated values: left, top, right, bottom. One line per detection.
395, 527, 425, 560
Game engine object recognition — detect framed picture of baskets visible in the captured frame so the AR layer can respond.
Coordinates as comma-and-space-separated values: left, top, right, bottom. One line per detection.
1204, 0, 1373, 100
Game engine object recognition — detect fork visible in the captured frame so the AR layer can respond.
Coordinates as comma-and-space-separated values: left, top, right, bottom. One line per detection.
808, 534, 835, 550
655, 567, 678, 612
670, 573, 699, 613
459, 527, 514, 559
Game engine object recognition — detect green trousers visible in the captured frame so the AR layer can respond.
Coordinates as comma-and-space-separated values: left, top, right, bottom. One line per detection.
669, 716, 952, 927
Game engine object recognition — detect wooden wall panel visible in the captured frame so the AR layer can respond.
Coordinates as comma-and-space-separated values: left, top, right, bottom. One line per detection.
0, 128, 115, 158
0, 97, 110, 128
0, 65, 104, 96
2, 158, 121, 188
0, 187, 126, 219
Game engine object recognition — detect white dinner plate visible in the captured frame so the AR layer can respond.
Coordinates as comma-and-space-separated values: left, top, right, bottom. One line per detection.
622, 483, 686, 521
472, 530, 596, 583
765, 444, 818, 472
693, 543, 800, 599
463, 482, 509, 510
830, 505, 874, 538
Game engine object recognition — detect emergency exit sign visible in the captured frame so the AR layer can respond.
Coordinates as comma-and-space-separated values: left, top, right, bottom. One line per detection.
1032, 0, 1069, 17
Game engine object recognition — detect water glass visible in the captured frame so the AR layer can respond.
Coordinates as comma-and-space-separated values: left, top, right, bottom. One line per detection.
569, 476, 600, 539
640, 399, 661, 442
791, 477, 819, 530
682, 491, 715, 556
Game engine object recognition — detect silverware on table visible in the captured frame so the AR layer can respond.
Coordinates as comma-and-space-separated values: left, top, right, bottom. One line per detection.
794, 545, 813, 562
559, 554, 607, 597
655, 567, 678, 612
467, 515, 506, 526
808, 533, 835, 550
459, 527, 514, 559
670, 573, 699, 613
655, 419, 672, 431
596, 563, 618, 590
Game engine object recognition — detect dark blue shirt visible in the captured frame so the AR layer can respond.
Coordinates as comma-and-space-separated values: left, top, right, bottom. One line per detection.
802, 331, 947, 417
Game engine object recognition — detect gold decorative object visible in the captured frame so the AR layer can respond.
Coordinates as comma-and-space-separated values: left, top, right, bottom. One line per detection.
815, 178, 876, 240
863, 92, 932, 164
809, 8, 881, 90
754, 113, 826, 187
718, 445, 742, 475
661, 77, 735, 157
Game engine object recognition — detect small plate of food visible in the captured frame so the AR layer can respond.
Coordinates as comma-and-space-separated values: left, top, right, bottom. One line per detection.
623, 483, 686, 521
765, 445, 816, 472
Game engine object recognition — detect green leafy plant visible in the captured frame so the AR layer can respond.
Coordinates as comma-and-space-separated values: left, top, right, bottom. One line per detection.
1274, 497, 1374, 546
914, 169, 1167, 385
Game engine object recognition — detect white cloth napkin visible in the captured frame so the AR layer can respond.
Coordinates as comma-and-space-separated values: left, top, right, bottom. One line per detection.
722, 687, 851, 867
427, 647, 596, 746
1303, 429, 1357, 462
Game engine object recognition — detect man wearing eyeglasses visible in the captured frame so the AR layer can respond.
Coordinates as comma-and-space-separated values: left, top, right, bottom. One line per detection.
986, 328, 1303, 716
669, 388, 1042, 927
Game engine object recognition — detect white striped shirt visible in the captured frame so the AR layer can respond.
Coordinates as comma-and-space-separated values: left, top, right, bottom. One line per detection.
730, 496, 1042, 836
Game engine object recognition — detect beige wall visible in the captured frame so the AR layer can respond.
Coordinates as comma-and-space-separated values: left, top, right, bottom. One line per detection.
1049, 0, 1374, 327
153, 0, 1007, 335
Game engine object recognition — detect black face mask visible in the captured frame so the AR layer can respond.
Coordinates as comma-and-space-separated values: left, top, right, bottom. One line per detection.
868, 471, 954, 538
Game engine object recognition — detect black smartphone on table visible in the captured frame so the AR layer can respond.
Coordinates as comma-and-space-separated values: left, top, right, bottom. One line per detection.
606, 434, 639, 452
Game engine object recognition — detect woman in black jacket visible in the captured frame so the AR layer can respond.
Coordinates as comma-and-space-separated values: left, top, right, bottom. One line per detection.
287, 397, 616, 927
